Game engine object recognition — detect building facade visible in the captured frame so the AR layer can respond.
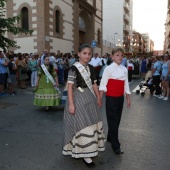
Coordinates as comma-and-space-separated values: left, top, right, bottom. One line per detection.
6, 0, 103, 54
164, 0, 170, 52
103, 0, 133, 54
141, 33, 151, 53
150, 39, 154, 52
132, 31, 147, 53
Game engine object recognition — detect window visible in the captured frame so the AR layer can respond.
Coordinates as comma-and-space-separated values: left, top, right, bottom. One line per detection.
21, 7, 29, 30
56, 10, 60, 33
79, 16, 86, 30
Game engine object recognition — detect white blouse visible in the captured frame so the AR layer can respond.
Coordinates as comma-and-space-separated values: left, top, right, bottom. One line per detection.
89, 57, 102, 67
99, 62, 131, 94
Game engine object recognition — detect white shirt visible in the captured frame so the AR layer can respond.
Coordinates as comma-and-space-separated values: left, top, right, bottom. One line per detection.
89, 57, 102, 67
99, 62, 131, 94
127, 63, 134, 70
50, 56, 57, 69
101, 58, 108, 65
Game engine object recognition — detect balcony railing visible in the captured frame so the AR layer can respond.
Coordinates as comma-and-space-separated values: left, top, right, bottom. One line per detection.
123, 14, 129, 22
123, 24, 129, 32
123, 2, 129, 12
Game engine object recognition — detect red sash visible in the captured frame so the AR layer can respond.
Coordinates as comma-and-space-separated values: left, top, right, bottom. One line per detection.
106, 79, 124, 97
128, 66, 132, 70
95, 66, 102, 71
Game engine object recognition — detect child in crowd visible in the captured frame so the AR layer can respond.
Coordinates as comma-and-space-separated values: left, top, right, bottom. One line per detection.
99, 48, 131, 155
127, 59, 134, 82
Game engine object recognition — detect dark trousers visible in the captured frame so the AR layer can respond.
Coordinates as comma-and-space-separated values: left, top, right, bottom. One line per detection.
152, 75, 161, 95
58, 68, 64, 84
128, 70, 133, 82
64, 68, 69, 82
95, 67, 101, 85
4, 73, 8, 89
106, 96, 124, 150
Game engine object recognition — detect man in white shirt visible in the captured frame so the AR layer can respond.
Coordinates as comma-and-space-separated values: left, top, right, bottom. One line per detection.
49, 52, 58, 72
38, 49, 48, 65
89, 53, 102, 85
89, 53, 101, 67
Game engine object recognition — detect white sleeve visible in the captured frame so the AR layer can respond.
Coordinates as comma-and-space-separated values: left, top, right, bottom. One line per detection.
99, 66, 110, 92
132, 64, 134, 70
124, 69, 131, 94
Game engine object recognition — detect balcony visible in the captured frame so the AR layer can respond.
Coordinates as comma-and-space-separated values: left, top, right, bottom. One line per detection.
123, 14, 129, 23
123, 24, 129, 33
124, 2, 129, 12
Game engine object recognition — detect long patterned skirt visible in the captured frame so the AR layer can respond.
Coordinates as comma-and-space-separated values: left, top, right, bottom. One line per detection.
62, 88, 105, 158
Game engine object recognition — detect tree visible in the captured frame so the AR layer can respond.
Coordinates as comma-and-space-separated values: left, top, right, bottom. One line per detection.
0, 0, 33, 50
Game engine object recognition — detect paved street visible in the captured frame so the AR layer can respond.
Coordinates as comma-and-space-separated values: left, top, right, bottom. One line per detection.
0, 80, 170, 170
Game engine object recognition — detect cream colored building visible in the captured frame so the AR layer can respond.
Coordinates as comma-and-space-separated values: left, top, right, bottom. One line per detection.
164, 0, 170, 52
6, 0, 103, 54
150, 39, 154, 52
141, 33, 151, 53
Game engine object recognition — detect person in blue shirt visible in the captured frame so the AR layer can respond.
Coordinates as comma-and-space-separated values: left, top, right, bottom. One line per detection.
158, 53, 170, 101
151, 56, 162, 97
121, 55, 127, 67
0, 51, 9, 96
56, 53, 65, 85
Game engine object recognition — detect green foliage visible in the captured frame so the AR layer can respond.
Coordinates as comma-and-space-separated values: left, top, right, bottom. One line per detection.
0, 0, 33, 50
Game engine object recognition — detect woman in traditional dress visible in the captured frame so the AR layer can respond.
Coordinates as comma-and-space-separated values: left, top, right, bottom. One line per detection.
34, 55, 61, 111
62, 44, 105, 168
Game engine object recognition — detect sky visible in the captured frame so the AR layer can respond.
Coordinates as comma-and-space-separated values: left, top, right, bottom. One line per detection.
133, 0, 168, 50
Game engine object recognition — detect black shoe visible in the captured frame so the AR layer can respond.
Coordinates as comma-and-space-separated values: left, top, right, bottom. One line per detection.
113, 149, 124, 155
83, 159, 96, 168
107, 138, 111, 143
45, 106, 49, 111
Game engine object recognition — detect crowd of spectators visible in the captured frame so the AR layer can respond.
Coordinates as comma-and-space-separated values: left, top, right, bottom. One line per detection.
0, 49, 169, 100
0, 50, 79, 97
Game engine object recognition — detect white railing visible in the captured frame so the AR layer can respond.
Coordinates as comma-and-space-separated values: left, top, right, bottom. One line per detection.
123, 24, 129, 31
123, 14, 129, 21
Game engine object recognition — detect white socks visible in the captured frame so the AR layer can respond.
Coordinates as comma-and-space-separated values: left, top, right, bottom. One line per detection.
84, 157, 92, 163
